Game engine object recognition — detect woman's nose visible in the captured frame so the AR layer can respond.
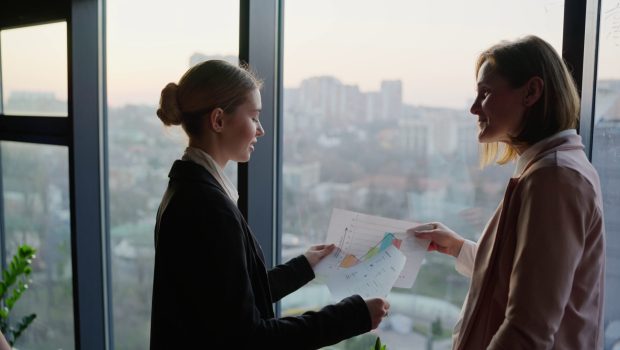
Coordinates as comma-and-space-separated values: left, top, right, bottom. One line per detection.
470, 98, 481, 116
256, 122, 265, 137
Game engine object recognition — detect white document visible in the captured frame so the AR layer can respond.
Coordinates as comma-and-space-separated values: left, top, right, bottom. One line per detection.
314, 208, 429, 300
319, 245, 406, 300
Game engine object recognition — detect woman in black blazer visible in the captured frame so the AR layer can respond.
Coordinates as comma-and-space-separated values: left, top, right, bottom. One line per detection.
150, 60, 389, 349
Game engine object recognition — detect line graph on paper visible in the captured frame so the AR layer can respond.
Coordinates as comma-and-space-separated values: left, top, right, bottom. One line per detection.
313, 209, 430, 299
315, 235, 406, 300
334, 232, 402, 268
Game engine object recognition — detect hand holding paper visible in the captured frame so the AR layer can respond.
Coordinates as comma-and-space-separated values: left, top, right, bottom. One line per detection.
313, 209, 430, 300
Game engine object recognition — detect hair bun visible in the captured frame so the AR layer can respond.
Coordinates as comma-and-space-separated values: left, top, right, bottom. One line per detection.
157, 82, 183, 126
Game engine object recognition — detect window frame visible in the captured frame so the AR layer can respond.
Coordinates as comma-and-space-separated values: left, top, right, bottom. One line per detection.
0, 1, 111, 349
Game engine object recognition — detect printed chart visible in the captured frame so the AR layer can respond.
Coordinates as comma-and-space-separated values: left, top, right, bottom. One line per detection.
314, 209, 429, 299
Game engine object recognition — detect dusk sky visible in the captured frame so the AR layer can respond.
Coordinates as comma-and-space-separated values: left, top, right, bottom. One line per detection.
1, 0, 618, 109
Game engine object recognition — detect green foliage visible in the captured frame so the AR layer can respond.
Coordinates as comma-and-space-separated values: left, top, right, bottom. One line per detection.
431, 317, 443, 338
0, 245, 38, 346
372, 337, 387, 350
413, 316, 452, 342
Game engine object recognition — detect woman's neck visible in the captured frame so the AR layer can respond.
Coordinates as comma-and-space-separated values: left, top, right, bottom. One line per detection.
188, 137, 228, 168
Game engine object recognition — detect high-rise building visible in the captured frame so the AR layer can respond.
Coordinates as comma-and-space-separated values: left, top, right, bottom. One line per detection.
380, 80, 403, 120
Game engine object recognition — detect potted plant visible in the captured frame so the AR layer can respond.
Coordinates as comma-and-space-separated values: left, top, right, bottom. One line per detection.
0, 245, 37, 347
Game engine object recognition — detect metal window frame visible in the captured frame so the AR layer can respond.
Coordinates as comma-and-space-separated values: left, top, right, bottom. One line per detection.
69, 0, 111, 348
239, 0, 282, 272
562, 0, 601, 160
0, 0, 111, 349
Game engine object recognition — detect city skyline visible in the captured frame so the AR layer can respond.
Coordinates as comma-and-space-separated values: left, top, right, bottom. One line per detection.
5, 0, 619, 110
5, 72, 620, 122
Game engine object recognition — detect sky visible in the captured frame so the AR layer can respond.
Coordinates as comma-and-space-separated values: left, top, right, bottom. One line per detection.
1, 0, 618, 110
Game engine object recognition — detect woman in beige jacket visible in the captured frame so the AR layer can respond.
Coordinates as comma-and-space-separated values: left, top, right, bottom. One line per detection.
413, 36, 605, 349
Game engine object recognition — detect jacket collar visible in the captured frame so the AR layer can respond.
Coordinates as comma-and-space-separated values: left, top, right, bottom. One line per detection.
168, 160, 226, 194
513, 129, 583, 177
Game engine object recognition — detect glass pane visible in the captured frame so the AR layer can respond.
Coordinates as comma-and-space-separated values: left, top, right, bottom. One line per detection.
106, 1, 239, 348
1, 141, 74, 349
281, 1, 564, 348
1, 22, 68, 116
593, 0, 620, 348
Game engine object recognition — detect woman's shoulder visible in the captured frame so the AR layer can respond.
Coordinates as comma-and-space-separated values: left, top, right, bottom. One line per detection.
167, 180, 240, 220
159, 162, 241, 220
518, 159, 602, 213
157, 180, 246, 245
167, 161, 235, 202
522, 148, 600, 194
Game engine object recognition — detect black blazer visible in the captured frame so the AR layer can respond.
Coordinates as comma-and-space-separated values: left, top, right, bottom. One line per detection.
150, 160, 371, 349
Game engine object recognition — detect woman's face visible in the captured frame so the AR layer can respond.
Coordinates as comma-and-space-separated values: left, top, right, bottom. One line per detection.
221, 88, 264, 163
470, 61, 527, 144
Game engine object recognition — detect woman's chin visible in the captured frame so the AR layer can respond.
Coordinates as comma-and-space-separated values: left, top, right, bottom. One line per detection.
236, 154, 251, 163
478, 131, 489, 143
478, 129, 497, 143
478, 135, 491, 143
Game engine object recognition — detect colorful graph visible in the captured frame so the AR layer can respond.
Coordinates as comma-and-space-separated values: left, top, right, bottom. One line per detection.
313, 209, 429, 297
337, 232, 402, 268
315, 236, 408, 300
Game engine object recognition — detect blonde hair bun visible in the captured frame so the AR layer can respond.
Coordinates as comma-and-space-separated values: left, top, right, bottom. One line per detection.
157, 82, 183, 126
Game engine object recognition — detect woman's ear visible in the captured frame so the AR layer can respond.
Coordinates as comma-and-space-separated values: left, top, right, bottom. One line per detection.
209, 108, 225, 133
523, 76, 544, 107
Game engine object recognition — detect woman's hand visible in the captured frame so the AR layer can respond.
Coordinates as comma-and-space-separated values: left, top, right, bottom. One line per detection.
303, 244, 336, 268
409, 222, 465, 258
364, 298, 390, 330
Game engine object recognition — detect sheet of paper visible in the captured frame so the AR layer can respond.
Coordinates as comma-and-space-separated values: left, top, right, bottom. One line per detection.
314, 208, 429, 297
321, 244, 406, 300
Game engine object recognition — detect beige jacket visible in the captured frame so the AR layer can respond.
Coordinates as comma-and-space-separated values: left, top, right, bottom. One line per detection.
453, 130, 605, 350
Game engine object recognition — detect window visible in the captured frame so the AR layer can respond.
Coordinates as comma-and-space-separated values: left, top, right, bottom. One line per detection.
592, 0, 620, 348
1, 141, 74, 349
106, 1, 239, 347
0, 22, 68, 116
281, 1, 564, 348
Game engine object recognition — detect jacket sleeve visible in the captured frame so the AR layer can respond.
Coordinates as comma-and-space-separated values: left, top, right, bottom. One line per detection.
487, 166, 595, 350
167, 203, 371, 350
268, 255, 315, 302
455, 239, 477, 278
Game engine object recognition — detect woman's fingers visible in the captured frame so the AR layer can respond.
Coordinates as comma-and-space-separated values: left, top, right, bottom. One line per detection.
409, 223, 436, 232
321, 244, 336, 255
413, 229, 437, 238
310, 243, 334, 252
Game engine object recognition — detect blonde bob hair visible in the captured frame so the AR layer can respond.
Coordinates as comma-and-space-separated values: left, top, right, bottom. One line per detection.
476, 35, 580, 166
